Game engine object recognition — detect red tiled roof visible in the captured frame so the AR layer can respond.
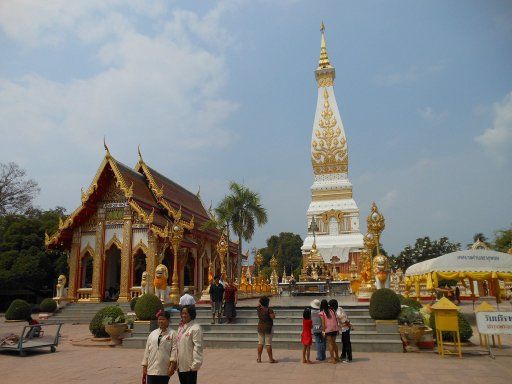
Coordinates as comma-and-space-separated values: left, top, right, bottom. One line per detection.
143, 165, 210, 222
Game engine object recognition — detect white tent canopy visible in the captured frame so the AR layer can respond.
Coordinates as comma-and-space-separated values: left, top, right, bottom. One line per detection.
405, 249, 512, 277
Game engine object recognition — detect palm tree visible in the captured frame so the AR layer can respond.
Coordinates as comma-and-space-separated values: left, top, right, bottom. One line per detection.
218, 182, 268, 280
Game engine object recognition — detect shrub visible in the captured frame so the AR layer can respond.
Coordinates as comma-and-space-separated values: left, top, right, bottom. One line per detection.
401, 297, 422, 310
89, 306, 125, 338
130, 296, 139, 311
5, 299, 32, 321
369, 288, 401, 320
429, 311, 473, 342
134, 293, 163, 321
398, 307, 424, 325
40, 298, 58, 313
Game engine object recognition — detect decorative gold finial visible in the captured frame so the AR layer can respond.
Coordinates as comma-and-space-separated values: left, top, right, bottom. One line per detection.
318, 21, 331, 69
138, 144, 144, 162
104, 136, 111, 157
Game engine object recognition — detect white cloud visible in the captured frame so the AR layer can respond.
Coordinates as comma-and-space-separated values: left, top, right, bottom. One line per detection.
379, 189, 398, 211
475, 91, 512, 164
418, 106, 447, 122
0, 1, 237, 157
375, 64, 444, 87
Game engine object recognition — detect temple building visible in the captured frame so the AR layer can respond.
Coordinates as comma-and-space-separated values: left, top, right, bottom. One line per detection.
301, 24, 364, 278
45, 145, 238, 302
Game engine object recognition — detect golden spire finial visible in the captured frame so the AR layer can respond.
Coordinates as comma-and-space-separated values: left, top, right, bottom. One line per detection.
103, 136, 111, 157
318, 21, 331, 69
138, 144, 144, 163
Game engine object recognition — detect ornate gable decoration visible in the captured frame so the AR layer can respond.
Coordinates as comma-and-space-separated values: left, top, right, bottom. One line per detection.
311, 89, 348, 175
321, 209, 344, 225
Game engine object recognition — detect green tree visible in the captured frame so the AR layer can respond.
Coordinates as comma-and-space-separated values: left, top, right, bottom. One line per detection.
0, 207, 67, 307
493, 225, 512, 253
217, 182, 268, 279
259, 232, 303, 277
392, 236, 460, 271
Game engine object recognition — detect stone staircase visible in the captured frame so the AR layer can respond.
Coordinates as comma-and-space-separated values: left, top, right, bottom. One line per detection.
123, 306, 403, 352
49, 302, 131, 324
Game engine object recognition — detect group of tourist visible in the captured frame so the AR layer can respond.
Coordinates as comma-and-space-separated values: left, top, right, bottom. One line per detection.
142, 305, 203, 384
209, 275, 238, 324
141, 292, 351, 383
255, 296, 352, 364
304, 298, 353, 364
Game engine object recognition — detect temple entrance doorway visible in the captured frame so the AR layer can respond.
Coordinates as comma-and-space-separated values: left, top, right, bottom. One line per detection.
133, 249, 146, 286
104, 245, 121, 301
81, 252, 93, 288
184, 252, 195, 287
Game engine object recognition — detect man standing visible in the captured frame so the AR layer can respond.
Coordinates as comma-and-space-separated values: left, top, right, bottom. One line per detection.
209, 275, 225, 324
310, 299, 326, 361
142, 310, 177, 384
179, 288, 196, 308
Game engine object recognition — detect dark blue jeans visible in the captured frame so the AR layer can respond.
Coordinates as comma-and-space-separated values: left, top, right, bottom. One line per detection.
341, 330, 352, 361
314, 333, 326, 361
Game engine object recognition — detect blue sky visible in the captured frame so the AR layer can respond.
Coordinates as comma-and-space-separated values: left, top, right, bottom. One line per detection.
1, 0, 511, 255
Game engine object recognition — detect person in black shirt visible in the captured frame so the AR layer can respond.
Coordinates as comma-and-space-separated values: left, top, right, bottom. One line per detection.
209, 275, 225, 324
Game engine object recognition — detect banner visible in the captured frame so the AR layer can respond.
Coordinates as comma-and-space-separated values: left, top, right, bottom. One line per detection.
476, 312, 512, 335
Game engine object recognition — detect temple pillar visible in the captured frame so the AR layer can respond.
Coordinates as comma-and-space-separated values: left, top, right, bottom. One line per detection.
146, 231, 158, 294
91, 208, 106, 302
198, 251, 203, 293
118, 206, 132, 302
68, 230, 81, 300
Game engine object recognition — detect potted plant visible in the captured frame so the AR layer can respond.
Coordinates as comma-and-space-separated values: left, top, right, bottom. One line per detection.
102, 315, 127, 346
398, 306, 432, 348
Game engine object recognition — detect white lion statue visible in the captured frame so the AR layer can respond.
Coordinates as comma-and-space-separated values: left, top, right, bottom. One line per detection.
55, 274, 67, 299
140, 271, 150, 295
153, 264, 169, 302
373, 254, 391, 289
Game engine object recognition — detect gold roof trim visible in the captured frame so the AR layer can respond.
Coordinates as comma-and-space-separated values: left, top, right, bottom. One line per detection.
136, 153, 195, 227
47, 147, 147, 246
137, 148, 165, 199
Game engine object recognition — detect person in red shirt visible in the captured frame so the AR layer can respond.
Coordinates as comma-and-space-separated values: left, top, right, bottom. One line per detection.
301, 307, 313, 363
223, 278, 238, 323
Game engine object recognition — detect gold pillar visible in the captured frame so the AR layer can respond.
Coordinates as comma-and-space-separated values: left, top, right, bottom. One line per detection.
118, 207, 132, 302
68, 230, 81, 300
169, 223, 185, 304
146, 231, 158, 294
91, 209, 105, 302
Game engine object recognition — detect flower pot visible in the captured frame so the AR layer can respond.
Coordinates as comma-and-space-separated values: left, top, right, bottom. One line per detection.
105, 323, 128, 346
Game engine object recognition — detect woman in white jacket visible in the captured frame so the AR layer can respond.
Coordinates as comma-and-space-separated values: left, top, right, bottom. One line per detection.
175, 305, 203, 384
142, 310, 177, 384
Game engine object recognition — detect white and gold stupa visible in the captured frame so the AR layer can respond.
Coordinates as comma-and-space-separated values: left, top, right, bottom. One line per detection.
301, 23, 363, 269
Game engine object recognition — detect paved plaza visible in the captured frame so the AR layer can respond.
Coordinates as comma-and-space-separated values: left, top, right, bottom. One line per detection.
1, 298, 512, 384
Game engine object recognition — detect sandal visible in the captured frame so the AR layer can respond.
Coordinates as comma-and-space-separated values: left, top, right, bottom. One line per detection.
256, 358, 261, 363
269, 359, 278, 363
